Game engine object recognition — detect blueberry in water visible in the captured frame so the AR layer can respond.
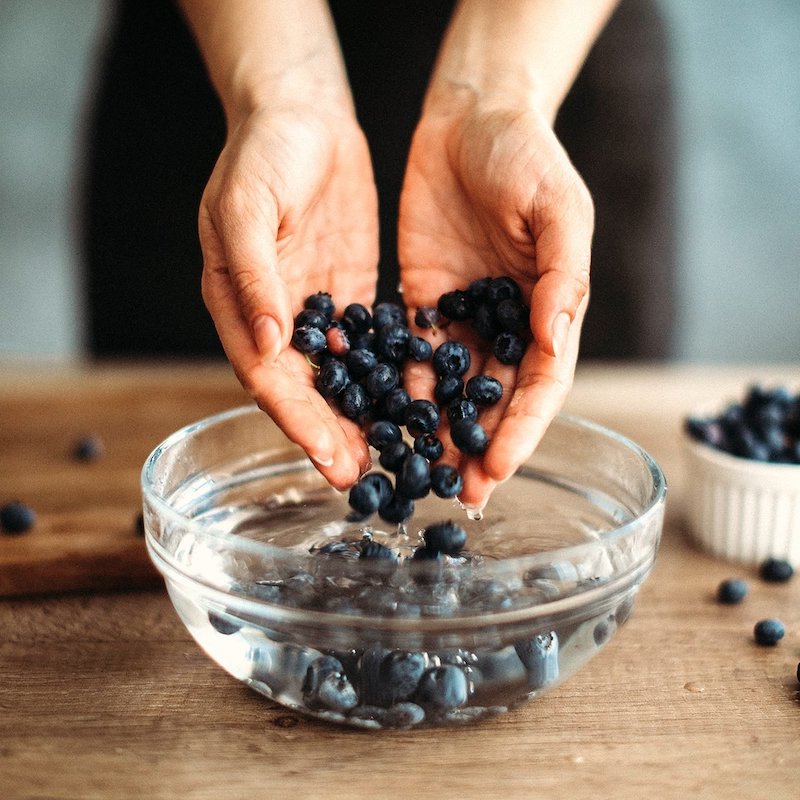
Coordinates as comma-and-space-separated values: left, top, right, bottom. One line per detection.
303, 291, 335, 318
325, 325, 350, 357
0, 502, 36, 534
434, 375, 464, 405
432, 341, 471, 378
315, 359, 350, 399
493, 331, 525, 365
450, 419, 489, 455
592, 616, 616, 646
379, 440, 411, 473
415, 665, 470, 709
472, 303, 499, 341
396, 453, 432, 499
378, 492, 415, 524
514, 631, 559, 689
465, 375, 503, 407
405, 399, 440, 437
383, 387, 412, 424
376, 323, 410, 362
208, 610, 241, 635
486, 276, 522, 305
414, 307, 440, 330
291, 325, 327, 355
72, 434, 104, 462
380, 651, 427, 703
303, 658, 358, 713
341, 303, 372, 335
758, 558, 794, 583
408, 336, 433, 362
423, 521, 467, 555
340, 382, 370, 420
346, 348, 378, 379
447, 398, 478, 425
365, 363, 400, 400
716, 578, 749, 604
358, 644, 393, 706
367, 420, 402, 451
437, 290, 475, 322
383, 702, 426, 728
495, 297, 529, 334
349, 472, 393, 516
360, 541, 398, 561
414, 433, 444, 462
294, 308, 329, 330
430, 464, 463, 498
372, 302, 406, 330
754, 618, 785, 646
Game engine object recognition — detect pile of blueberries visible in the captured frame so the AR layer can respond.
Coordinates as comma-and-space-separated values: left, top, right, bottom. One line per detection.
291, 276, 530, 535
685, 384, 800, 463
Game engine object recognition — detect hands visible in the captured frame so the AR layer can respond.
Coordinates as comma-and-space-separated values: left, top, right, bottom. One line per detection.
198, 105, 379, 489
399, 95, 593, 508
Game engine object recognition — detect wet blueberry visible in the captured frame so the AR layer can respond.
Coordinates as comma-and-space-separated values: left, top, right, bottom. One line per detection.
365, 363, 400, 400
414, 433, 444, 462
716, 578, 749, 604
360, 541, 398, 561
380, 651, 427, 703
378, 492, 415, 524
437, 290, 475, 322
466, 276, 492, 302
367, 420, 402, 451
372, 302, 406, 330
303, 292, 335, 318
754, 618, 785, 646
472, 303, 499, 341
358, 644, 393, 706
340, 382, 370, 420
434, 375, 464, 405
486, 276, 522, 305
346, 348, 378, 379
465, 375, 503, 407
325, 325, 350, 357
447, 398, 478, 425
432, 341, 470, 378
303, 658, 358, 712
493, 331, 525, 365
379, 440, 411, 473
396, 453, 432, 499
383, 702, 426, 728
415, 665, 470, 709
208, 610, 241, 635
341, 303, 372, 335
376, 323, 410, 363
450, 419, 489, 455
349, 472, 393, 516
408, 336, 433, 362
0, 502, 36, 534
758, 558, 794, 583
592, 617, 616, 646
405, 399, 440, 437
383, 388, 412, 424
429, 465, 463, 498
514, 631, 559, 688
495, 297, 529, 334
414, 307, 440, 330
315, 359, 350, 399
291, 325, 327, 354
294, 308, 329, 330
423, 521, 467, 555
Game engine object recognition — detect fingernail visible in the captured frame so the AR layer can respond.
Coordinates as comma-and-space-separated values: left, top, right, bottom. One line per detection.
253, 315, 282, 362
310, 453, 334, 468
310, 431, 335, 467
551, 312, 571, 360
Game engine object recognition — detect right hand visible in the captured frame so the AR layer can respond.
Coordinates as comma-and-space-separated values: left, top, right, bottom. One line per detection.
198, 106, 379, 489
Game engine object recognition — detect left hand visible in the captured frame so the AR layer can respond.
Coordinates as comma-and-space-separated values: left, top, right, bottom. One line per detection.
398, 98, 593, 507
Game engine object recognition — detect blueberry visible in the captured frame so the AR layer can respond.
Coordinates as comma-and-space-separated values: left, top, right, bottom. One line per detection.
380, 651, 427, 703
408, 336, 433, 362
684, 417, 727, 450
758, 557, 794, 583
383, 388, 412, 424
349, 472, 393, 516
291, 325, 327, 354
450, 419, 489, 455
294, 308, 329, 330
716, 578, 749, 604
754, 618, 785, 646
360, 541, 398, 561
495, 298, 529, 334
303, 292, 335, 318
72, 434, 104, 462
346, 348, 378, 379
472, 303, 499, 341
303, 656, 358, 712
0, 502, 36, 534
341, 303, 372, 335
465, 375, 503, 406
366, 420, 402, 451
340, 382, 370, 420
414, 307, 440, 329
405, 399, 440, 437
208, 610, 241, 635
365, 363, 400, 400
514, 631, 559, 688
592, 617, 616, 646
383, 702, 426, 728
372, 302, 406, 330
434, 375, 464, 405
423, 521, 467, 555
437, 290, 475, 322
486, 276, 522, 305
493, 332, 525, 365
447, 398, 478, 425
415, 665, 470, 709
396, 453, 432, 499
466, 276, 492, 302
376, 323, 410, 362
315, 359, 350, 399
379, 440, 411, 473
432, 341, 470, 378
378, 492, 415, 524
429, 464, 463, 498
358, 645, 393, 706
349, 332, 376, 352
414, 433, 444, 462
325, 325, 351, 357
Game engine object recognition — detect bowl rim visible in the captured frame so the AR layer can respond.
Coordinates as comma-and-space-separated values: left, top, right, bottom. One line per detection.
141, 404, 667, 625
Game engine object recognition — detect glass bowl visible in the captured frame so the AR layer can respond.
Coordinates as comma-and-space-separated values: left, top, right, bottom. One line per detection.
141, 405, 666, 729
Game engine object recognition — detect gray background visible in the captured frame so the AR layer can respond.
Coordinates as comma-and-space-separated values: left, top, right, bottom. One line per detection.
1, 0, 798, 361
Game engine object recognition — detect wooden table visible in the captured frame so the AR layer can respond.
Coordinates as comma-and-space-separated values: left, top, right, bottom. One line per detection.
1, 361, 798, 799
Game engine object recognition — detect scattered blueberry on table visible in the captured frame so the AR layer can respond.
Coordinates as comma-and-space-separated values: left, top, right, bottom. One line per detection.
716, 578, 749, 604
753, 618, 785, 646
0, 501, 36, 534
758, 557, 794, 584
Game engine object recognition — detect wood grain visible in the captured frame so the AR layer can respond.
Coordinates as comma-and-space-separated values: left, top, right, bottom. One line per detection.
1, 360, 799, 800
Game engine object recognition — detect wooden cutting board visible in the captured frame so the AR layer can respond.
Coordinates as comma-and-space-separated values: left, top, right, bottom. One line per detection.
0, 361, 249, 597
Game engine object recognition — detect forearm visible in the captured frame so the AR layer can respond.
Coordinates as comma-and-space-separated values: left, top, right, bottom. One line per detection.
427, 0, 619, 121
177, 0, 352, 126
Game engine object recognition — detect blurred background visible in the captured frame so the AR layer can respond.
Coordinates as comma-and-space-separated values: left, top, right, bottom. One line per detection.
1, 0, 798, 363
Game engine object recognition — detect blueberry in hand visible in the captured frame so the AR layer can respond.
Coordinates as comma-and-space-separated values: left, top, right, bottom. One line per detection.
423, 521, 467, 555
0, 502, 36, 534
465, 375, 503, 406
346, 348, 379, 379
447, 398, 478, 425
396, 453, 432, 499
383, 387, 412, 424
325, 324, 351, 357
493, 332, 525, 365
303, 291, 335, 318
495, 298, 529, 334
340, 382, 370, 420
379, 440, 411, 473
291, 325, 327, 355
466, 276, 492, 302
430, 464, 463, 498
365, 363, 400, 400
376, 323, 410, 363
472, 303, 499, 341
367, 420, 402, 451
405, 399, 440, 437
486, 276, 522, 305
341, 302, 372, 335
407, 336, 433, 362
372, 302, 406, 330
315, 359, 350, 399
414, 307, 440, 329
450, 419, 489, 455
437, 290, 475, 322
432, 341, 470, 378
414, 433, 444, 462
294, 308, 329, 330
434, 375, 464, 405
